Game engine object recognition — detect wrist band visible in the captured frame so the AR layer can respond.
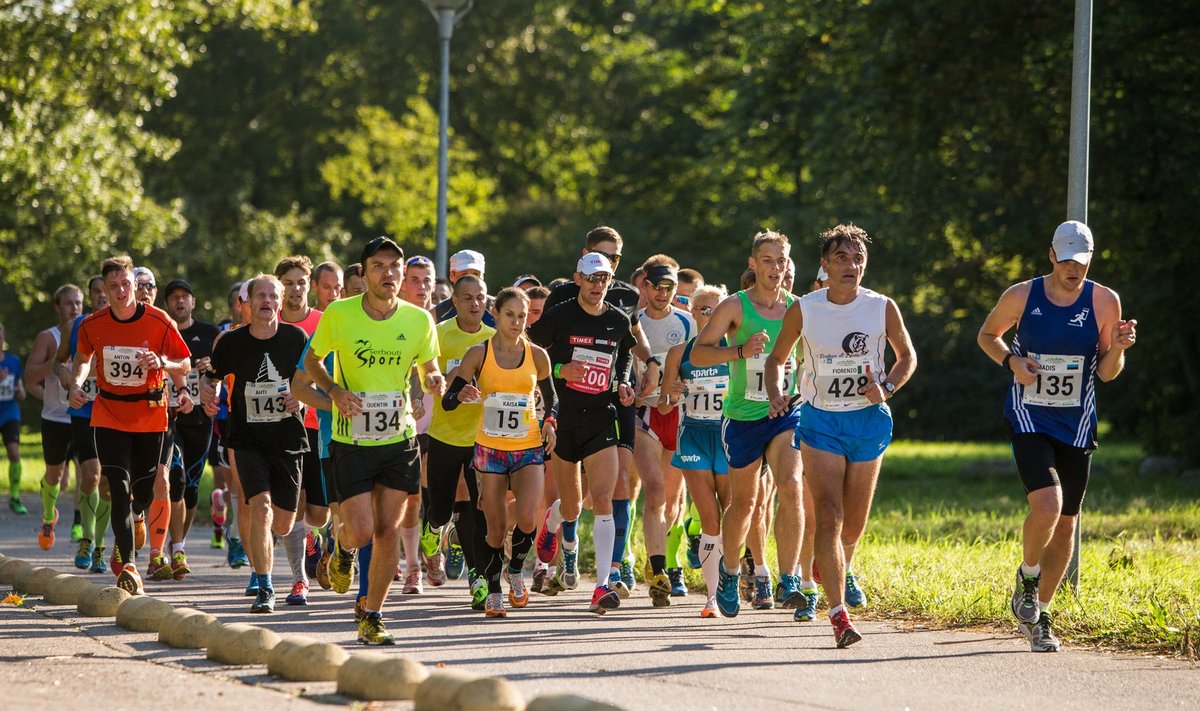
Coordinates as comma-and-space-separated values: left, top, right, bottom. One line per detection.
737, 345, 744, 359
1002, 353, 1014, 371
553, 363, 563, 379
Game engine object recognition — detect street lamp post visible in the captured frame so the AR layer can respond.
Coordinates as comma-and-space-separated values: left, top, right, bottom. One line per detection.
422, 0, 473, 277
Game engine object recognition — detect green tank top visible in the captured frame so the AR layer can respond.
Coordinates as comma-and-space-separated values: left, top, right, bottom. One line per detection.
725, 289, 797, 421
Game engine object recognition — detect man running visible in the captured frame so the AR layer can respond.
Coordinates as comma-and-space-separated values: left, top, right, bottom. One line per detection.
202, 274, 310, 613
433, 250, 496, 327
313, 261, 344, 312
978, 220, 1135, 652
69, 256, 192, 594
303, 236, 444, 644
1, 323, 27, 513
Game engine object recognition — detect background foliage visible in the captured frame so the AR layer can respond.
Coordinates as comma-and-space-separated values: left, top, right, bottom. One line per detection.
2, 0, 1196, 455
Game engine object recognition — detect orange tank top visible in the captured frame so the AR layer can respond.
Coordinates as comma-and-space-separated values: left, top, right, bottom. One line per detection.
475, 338, 542, 451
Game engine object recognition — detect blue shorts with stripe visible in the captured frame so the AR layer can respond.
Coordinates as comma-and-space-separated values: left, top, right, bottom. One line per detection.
672, 425, 728, 475
794, 402, 893, 463
720, 408, 802, 470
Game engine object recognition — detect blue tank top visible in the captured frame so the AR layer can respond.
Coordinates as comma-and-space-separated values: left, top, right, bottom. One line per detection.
66, 315, 93, 420
1004, 277, 1099, 448
679, 337, 729, 428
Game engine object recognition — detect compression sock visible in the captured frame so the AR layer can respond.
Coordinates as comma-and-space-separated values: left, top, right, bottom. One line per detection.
8, 459, 22, 498
357, 543, 373, 600
148, 498, 170, 554
509, 526, 535, 575
592, 515, 616, 584
81, 488, 99, 540
700, 532, 722, 597
94, 496, 112, 545
283, 520, 307, 583
611, 499, 631, 566
666, 521, 684, 569
40, 478, 60, 523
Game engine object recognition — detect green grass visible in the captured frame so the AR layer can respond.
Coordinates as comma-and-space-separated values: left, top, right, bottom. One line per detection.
10, 428, 1198, 656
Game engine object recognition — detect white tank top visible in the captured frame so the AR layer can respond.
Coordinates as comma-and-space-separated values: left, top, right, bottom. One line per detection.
798, 288, 889, 412
41, 327, 71, 424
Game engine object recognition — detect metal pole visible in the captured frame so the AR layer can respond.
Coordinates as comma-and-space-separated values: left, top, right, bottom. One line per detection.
1064, 0, 1092, 596
434, 8, 454, 277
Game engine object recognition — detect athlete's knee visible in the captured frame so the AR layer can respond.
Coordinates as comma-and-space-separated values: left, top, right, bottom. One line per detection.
1053, 514, 1078, 536
1027, 486, 1062, 519
305, 505, 329, 528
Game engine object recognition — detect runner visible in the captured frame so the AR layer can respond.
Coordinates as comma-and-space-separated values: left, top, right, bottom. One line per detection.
765, 224, 917, 647
525, 286, 549, 328
344, 263, 366, 299
201, 274, 310, 613
25, 285, 84, 548
443, 286, 556, 617
1, 323, 27, 514
978, 220, 1135, 652
313, 261, 344, 312
304, 236, 444, 644
690, 230, 805, 619
675, 268, 704, 312
68, 256, 192, 595
529, 252, 636, 615
433, 250, 496, 327
397, 255, 435, 594
659, 284, 730, 617
423, 274, 494, 610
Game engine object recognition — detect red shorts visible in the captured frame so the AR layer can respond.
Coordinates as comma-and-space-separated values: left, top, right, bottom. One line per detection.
643, 406, 681, 452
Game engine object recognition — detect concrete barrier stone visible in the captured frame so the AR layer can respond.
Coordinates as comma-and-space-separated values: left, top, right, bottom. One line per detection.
43, 574, 94, 605
455, 677, 525, 711
16, 566, 67, 596
0, 558, 33, 586
414, 670, 483, 711
337, 652, 429, 700
116, 595, 174, 632
207, 623, 281, 665
526, 694, 626, 711
78, 585, 131, 617
267, 637, 347, 682
158, 607, 220, 649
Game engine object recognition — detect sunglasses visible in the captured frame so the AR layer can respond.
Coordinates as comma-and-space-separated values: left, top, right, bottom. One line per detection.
651, 282, 676, 292
590, 250, 622, 265
696, 305, 714, 316
136, 283, 156, 291
581, 273, 612, 284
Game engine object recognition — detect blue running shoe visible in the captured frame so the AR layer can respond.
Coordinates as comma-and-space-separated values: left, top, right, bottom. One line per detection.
845, 572, 867, 608
74, 538, 95, 570
777, 573, 803, 609
560, 548, 578, 590
228, 536, 249, 569
619, 559, 636, 592
89, 545, 108, 574
445, 543, 466, 580
793, 587, 819, 622
244, 571, 260, 596
667, 568, 688, 597
752, 575, 774, 610
716, 558, 741, 618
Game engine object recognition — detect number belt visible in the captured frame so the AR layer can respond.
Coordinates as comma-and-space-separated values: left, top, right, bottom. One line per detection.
98, 387, 165, 403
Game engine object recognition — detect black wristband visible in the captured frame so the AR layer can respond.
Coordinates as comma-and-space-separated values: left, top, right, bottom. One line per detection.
737, 344, 744, 359
1001, 353, 1014, 371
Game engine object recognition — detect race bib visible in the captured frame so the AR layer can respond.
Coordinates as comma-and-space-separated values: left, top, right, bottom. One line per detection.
685, 375, 727, 421
445, 358, 463, 377
482, 392, 534, 438
103, 346, 147, 387
81, 375, 98, 402
167, 372, 200, 408
745, 353, 794, 402
815, 355, 874, 410
1022, 353, 1084, 408
567, 347, 612, 395
352, 391, 407, 442
0, 375, 13, 402
245, 381, 289, 423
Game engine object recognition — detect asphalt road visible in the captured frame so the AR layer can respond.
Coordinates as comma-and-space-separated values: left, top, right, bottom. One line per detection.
1, 500, 1196, 710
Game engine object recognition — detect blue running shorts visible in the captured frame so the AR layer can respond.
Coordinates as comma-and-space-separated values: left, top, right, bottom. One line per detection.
795, 402, 893, 463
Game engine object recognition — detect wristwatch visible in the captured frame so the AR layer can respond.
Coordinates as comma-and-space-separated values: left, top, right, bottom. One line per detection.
881, 380, 896, 398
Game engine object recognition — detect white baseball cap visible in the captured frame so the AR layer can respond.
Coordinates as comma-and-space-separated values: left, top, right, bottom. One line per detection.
577, 253, 614, 276
1052, 221, 1094, 265
449, 249, 485, 274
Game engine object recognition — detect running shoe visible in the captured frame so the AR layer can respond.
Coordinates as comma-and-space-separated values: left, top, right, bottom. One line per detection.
667, 567, 688, 597
445, 543, 466, 580
38, 509, 59, 550
210, 527, 225, 549
506, 569, 529, 608
752, 575, 774, 610
683, 518, 701, 569
844, 572, 867, 608
171, 551, 190, 580
402, 567, 423, 594
90, 545, 107, 574
71, 522, 83, 542
1018, 611, 1061, 652
354, 596, 367, 623
777, 573, 803, 609
831, 609, 862, 648
286, 579, 309, 606
559, 548, 579, 590
485, 592, 507, 618
250, 586, 276, 613
588, 584, 621, 615
147, 553, 174, 581
540, 573, 565, 596
700, 596, 720, 619
329, 538, 356, 595
424, 550, 447, 587
358, 614, 396, 645
469, 572, 488, 611
793, 588, 819, 622
393, 564, 403, 582
619, 559, 636, 592
315, 548, 332, 590
531, 565, 547, 594
608, 569, 630, 599
716, 559, 741, 618
227, 536, 249, 568
245, 572, 260, 596
74, 538, 94, 570
109, 551, 124, 577
304, 530, 321, 580
419, 520, 442, 559
1010, 566, 1041, 624
210, 490, 226, 527
9, 496, 27, 515
535, 508, 559, 564
739, 551, 755, 602
116, 564, 145, 596
646, 564, 672, 608
133, 515, 146, 550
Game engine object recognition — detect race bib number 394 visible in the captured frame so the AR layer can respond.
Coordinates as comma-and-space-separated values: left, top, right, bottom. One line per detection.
1021, 353, 1084, 408
103, 346, 147, 387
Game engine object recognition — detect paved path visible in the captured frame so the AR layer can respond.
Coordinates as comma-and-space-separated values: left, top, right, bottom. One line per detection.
1, 502, 1196, 710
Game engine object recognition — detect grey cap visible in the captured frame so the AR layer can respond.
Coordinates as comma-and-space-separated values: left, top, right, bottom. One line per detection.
1052, 221, 1094, 265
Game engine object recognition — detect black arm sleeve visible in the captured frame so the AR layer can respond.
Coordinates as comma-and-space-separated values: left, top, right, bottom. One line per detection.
537, 376, 559, 420
441, 376, 468, 411
614, 339, 634, 387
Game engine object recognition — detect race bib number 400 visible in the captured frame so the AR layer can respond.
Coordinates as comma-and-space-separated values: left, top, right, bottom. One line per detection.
103, 346, 147, 387
685, 375, 727, 420
745, 353, 794, 402
1022, 353, 1084, 408
816, 355, 874, 410
482, 392, 534, 438
567, 347, 612, 395
352, 391, 407, 441
245, 381, 289, 423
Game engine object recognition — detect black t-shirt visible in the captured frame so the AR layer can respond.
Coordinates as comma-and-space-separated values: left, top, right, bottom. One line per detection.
176, 320, 221, 426
208, 324, 310, 455
528, 299, 635, 414
544, 279, 641, 326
